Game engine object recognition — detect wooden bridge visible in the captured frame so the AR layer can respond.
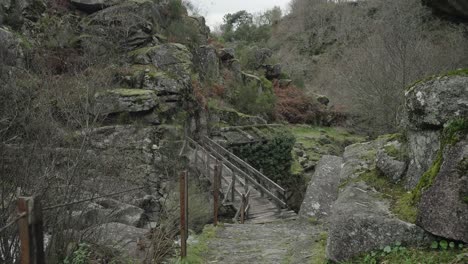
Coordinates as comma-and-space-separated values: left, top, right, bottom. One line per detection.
187, 136, 297, 224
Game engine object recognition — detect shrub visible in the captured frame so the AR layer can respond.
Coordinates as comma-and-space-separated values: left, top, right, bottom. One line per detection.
273, 82, 323, 124
230, 129, 297, 188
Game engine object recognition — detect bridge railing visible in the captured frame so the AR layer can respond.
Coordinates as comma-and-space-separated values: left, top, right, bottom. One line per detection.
202, 136, 287, 206
187, 137, 287, 209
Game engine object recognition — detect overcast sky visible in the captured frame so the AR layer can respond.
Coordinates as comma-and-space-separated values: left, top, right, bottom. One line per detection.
193, 0, 291, 29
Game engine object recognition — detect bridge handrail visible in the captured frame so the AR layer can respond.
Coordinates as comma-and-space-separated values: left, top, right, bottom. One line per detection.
203, 136, 286, 195
187, 137, 287, 208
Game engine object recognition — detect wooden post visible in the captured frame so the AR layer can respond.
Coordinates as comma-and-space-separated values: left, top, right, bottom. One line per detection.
213, 162, 219, 226
240, 194, 246, 224
179, 171, 188, 258
17, 197, 45, 264
231, 172, 236, 203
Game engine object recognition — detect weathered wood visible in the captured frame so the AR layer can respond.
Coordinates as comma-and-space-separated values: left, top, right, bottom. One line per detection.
231, 172, 236, 203
31, 199, 45, 264
17, 198, 30, 264
240, 194, 246, 224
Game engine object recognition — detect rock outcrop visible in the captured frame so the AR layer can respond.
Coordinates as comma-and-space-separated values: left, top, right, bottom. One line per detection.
417, 135, 468, 243
95, 89, 159, 115
299, 155, 343, 220
376, 139, 407, 183
327, 182, 429, 262
405, 75, 468, 130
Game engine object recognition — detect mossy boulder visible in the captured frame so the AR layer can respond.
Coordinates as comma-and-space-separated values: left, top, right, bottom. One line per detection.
130, 43, 193, 83
95, 88, 159, 114
404, 74, 468, 130
85, 0, 165, 49
376, 140, 408, 183
417, 135, 468, 243
118, 65, 185, 95
195, 45, 219, 82
327, 182, 430, 262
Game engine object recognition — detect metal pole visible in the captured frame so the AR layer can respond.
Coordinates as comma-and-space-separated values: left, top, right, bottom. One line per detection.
17, 197, 31, 264
213, 161, 219, 226
179, 171, 187, 258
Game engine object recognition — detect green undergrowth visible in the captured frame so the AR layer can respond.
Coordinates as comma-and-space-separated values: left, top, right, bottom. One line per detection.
290, 125, 365, 163
411, 118, 468, 204
407, 68, 468, 91
176, 224, 220, 264
354, 170, 417, 223
342, 242, 468, 264
310, 232, 328, 264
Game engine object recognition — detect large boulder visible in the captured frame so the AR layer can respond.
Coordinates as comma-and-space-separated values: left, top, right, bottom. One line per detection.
71, 198, 145, 230
86, 222, 152, 262
218, 48, 235, 61
417, 135, 468, 243
299, 155, 343, 220
71, 0, 123, 13
95, 88, 159, 115
405, 130, 441, 189
376, 140, 407, 183
86, 0, 166, 49
196, 45, 219, 82
340, 140, 383, 180
405, 74, 468, 130
119, 65, 185, 95
326, 182, 429, 262
131, 43, 193, 82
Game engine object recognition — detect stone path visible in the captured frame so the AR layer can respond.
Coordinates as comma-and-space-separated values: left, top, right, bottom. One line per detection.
200, 220, 325, 264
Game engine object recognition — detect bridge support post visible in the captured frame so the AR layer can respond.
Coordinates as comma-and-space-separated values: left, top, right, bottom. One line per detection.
179, 171, 188, 258
213, 161, 220, 226
240, 194, 246, 224
231, 172, 236, 203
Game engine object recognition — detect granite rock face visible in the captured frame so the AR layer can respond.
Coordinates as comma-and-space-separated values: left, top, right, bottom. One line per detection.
299, 155, 343, 220
376, 140, 407, 183
417, 136, 468, 243
405, 75, 468, 130
95, 89, 159, 115
327, 182, 430, 262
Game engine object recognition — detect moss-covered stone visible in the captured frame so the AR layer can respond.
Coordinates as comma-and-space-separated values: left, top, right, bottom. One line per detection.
407, 68, 468, 91
411, 118, 467, 203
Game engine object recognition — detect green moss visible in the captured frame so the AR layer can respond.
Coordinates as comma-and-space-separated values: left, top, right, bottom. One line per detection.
128, 46, 157, 57
260, 76, 273, 91
291, 151, 304, 176
411, 118, 467, 204
377, 133, 405, 142
110, 88, 154, 97
351, 169, 417, 223
310, 232, 328, 264
407, 68, 468, 91
178, 225, 219, 263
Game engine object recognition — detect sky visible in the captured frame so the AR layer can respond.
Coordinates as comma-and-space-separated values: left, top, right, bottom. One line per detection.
192, 0, 291, 29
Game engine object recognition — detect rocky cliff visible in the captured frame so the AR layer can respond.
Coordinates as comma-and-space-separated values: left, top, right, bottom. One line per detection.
300, 71, 468, 262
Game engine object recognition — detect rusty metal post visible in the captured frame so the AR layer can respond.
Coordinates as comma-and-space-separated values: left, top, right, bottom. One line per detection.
213, 161, 219, 226
17, 198, 31, 264
179, 171, 187, 258
17, 197, 45, 264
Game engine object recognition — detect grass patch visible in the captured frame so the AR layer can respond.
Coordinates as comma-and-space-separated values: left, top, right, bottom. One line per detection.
310, 232, 328, 264
176, 225, 219, 264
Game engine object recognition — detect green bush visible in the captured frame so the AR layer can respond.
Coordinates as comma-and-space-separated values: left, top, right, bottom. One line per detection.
167, 0, 185, 19
230, 129, 296, 188
229, 80, 276, 119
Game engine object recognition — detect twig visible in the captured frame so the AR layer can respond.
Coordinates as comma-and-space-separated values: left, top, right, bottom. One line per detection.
0, 213, 26, 234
